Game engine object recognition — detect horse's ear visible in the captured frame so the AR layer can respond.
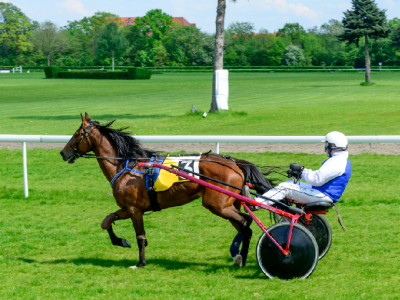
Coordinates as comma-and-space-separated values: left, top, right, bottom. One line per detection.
80, 113, 88, 126
85, 112, 91, 121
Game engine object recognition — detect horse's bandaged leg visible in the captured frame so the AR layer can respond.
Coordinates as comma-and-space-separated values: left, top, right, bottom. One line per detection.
240, 249, 248, 266
230, 235, 244, 257
240, 228, 252, 266
137, 237, 148, 248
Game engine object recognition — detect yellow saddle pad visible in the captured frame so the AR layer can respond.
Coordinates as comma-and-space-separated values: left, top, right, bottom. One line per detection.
154, 155, 200, 192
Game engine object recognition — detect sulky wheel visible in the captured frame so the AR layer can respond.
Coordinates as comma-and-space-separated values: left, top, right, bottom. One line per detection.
271, 213, 332, 260
256, 222, 318, 280
298, 215, 332, 260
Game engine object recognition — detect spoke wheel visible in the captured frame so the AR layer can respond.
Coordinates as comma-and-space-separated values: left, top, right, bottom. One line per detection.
256, 222, 318, 280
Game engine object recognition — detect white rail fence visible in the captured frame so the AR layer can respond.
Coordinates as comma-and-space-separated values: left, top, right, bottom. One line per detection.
2, 134, 400, 198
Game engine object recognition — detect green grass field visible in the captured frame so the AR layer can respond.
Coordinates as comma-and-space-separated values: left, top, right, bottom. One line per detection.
1, 149, 400, 299
1, 72, 400, 299
0, 72, 400, 136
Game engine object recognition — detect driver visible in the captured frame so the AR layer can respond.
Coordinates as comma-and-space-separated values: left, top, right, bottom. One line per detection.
255, 131, 351, 206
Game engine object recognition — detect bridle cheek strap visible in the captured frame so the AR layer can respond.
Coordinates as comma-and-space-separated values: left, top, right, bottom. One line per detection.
68, 123, 94, 159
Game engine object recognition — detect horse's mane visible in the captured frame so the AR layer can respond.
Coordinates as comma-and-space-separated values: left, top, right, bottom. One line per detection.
91, 119, 154, 163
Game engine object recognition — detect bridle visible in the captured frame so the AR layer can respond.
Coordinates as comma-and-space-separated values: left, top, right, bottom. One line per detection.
67, 122, 94, 160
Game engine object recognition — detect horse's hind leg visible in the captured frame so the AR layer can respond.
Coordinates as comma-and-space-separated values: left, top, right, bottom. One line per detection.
203, 194, 251, 267
229, 212, 253, 267
102, 209, 132, 248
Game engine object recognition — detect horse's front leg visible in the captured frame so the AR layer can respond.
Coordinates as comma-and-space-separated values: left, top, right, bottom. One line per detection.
101, 209, 132, 248
127, 205, 147, 269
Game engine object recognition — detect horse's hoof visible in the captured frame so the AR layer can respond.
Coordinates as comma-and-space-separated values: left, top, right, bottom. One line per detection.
122, 239, 132, 248
232, 255, 243, 268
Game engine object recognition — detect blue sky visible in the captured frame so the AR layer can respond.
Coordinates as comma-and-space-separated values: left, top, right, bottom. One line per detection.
2, 0, 399, 33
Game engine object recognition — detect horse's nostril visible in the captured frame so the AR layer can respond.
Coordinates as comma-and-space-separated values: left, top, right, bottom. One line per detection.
60, 151, 64, 158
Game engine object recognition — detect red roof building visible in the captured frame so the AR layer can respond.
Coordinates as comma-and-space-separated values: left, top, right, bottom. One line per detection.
120, 17, 195, 27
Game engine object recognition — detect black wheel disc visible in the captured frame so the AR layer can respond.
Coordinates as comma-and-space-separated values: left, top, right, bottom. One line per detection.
298, 215, 332, 260
256, 223, 318, 279
272, 212, 333, 260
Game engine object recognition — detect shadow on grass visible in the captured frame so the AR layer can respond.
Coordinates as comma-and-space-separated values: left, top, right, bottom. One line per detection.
10, 114, 171, 121
14, 256, 262, 277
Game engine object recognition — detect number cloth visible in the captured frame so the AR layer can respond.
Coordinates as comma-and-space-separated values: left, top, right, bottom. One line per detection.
153, 156, 200, 192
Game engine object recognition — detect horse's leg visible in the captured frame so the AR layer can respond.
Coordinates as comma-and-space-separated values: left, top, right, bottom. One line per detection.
203, 192, 251, 267
239, 218, 252, 267
101, 209, 130, 229
229, 211, 253, 267
126, 205, 147, 269
101, 209, 132, 248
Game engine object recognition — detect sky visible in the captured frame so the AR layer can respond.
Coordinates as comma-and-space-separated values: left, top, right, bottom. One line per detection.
1, 0, 399, 33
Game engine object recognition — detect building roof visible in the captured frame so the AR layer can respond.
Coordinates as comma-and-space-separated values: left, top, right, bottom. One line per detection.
120, 17, 196, 27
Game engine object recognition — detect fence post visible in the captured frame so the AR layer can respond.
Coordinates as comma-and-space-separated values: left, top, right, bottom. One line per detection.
22, 142, 28, 198
215, 142, 220, 154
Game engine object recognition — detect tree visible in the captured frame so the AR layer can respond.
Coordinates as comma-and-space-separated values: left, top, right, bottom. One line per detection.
96, 22, 128, 71
278, 23, 306, 41
0, 3, 33, 63
133, 9, 173, 50
390, 26, 400, 52
320, 19, 344, 37
340, 0, 390, 82
30, 21, 67, 66
266, 39, 285, 65
65, 12, 120, 55
210, 0, 237, 113
228, 21, 255, 35
165, 25, 214, 66
282, 45, 305, 66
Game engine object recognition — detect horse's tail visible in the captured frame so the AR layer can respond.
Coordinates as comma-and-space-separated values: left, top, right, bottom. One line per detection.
235, 158, 274, 195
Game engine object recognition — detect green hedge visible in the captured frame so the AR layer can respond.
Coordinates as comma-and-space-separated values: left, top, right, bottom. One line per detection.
55, 67, 152, 80
58, 71, 129, 79
127, 67, 152, 79
44, 67, 60, 78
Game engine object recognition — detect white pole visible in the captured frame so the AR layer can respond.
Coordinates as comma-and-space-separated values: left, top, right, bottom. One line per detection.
215, 142, 220, 154
20, 66, 22, 73
22, 142, 28, 198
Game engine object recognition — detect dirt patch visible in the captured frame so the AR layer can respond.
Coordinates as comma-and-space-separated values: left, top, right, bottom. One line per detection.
1, 142, 399, 155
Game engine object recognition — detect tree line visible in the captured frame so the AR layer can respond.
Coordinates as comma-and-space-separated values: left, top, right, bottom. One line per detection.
1, 2, 399, 68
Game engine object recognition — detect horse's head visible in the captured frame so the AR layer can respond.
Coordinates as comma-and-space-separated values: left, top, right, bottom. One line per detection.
60, 112, 94, 164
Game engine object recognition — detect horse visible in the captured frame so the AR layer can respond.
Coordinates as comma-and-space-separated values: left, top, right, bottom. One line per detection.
60, 113, 273, 269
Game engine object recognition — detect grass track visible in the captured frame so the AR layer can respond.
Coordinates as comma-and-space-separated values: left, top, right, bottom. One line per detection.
1, 149, 400, 299
1, 72, 400, 136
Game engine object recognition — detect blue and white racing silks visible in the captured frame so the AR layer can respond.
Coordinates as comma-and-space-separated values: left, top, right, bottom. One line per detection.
301, 151, 351, 202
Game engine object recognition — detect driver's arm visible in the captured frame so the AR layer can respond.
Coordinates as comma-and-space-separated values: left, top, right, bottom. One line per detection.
302, 157, 346, 186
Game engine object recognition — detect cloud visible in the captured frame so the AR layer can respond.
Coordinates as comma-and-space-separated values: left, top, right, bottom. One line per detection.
0, 0, 10, 2
59, 0, 91, 16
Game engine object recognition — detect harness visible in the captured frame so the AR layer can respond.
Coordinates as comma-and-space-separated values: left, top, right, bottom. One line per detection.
144, 155, 165, 212
110, 159, 145, 187
67, 123, 94, 160
109, 156, 164, 212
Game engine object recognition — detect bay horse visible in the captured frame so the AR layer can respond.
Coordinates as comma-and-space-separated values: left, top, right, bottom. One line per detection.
60, 113, 273, 269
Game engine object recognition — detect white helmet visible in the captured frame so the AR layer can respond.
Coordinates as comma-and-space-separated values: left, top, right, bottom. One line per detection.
322, 131, 348, 156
